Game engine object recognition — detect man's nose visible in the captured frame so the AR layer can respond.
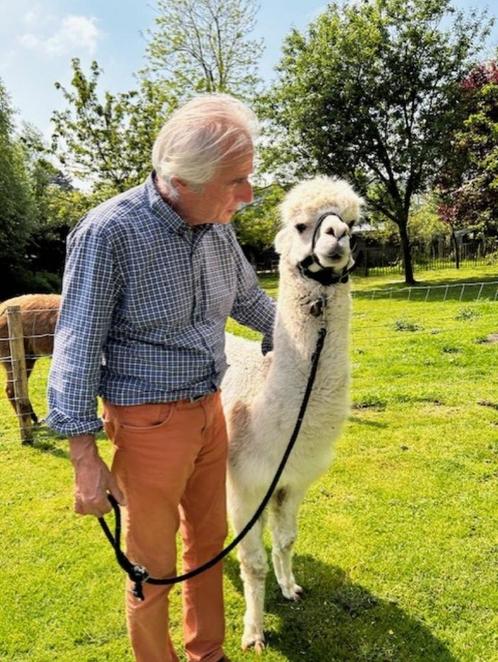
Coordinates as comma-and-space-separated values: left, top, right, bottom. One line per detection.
239, 182, 253, 204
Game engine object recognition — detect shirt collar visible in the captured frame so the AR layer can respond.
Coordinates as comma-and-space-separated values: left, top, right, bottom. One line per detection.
145, 172, 193, 237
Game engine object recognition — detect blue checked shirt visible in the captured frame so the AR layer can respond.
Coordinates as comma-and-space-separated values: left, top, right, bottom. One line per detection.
47, 174, 276, 436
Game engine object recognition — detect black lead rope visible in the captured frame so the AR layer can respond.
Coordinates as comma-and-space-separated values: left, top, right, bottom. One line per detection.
98, 325, 328, 601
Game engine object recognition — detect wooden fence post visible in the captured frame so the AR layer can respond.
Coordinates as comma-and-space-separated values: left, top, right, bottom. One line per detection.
7, 305, 33, 445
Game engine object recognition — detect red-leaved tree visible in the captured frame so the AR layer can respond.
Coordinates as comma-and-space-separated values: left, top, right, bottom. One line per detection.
438, 58, 498, 265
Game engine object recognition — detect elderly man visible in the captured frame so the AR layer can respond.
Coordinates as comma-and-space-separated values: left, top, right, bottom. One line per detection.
47, 94, 276, 662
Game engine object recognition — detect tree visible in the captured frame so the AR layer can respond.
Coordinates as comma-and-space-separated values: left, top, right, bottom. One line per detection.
0, 79, 36, 296
19, 124, 92, 283
51, 2, 263, 194
259, 0, 491, 284
409, 194, 448, 247
51, 59, 175, 192
438, 57, 498, 256
144, 0, 263, 99
232, 184, 285, 261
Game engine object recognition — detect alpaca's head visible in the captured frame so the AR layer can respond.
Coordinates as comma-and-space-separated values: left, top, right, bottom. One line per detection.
275, 176, 363, 285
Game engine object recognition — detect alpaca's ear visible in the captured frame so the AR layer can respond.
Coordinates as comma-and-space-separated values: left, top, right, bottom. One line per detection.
274, 228, 289, 255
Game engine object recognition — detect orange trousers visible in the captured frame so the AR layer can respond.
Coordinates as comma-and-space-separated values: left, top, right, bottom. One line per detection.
103, 391, 228, 662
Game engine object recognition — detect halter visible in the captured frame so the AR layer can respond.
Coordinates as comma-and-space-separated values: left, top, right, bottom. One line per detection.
298, 210, 356, 286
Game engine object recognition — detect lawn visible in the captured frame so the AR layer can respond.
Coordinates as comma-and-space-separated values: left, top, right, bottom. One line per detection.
0, 264, 497, 661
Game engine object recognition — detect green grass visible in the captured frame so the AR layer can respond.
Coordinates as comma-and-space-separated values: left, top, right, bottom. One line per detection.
1, 265, 497, 661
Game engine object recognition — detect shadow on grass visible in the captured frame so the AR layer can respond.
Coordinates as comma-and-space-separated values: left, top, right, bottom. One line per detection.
26, 425, 69, 458
25, 426, 110, 460
353, 274, 498, 303
348, 415, 388, 429
225, 554, 455, 662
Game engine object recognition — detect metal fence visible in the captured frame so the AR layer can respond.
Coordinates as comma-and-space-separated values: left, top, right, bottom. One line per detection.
256, 241, 498, 276
354, 238, 498, 276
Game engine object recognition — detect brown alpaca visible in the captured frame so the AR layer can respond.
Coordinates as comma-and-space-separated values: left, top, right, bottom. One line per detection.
0, 294, 60, 423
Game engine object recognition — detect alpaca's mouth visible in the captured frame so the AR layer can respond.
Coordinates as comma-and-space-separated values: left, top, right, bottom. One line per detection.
311, 249, 349, 269
297, 253, 354, 286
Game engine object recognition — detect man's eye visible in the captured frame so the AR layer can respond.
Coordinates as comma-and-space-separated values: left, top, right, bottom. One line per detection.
295, 223, 307, 233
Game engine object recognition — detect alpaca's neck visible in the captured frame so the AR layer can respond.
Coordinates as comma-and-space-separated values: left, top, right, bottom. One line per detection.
271, 266, 351, 364
251, 265, 352, 418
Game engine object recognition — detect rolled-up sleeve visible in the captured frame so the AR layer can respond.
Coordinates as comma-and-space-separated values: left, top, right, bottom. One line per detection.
46, 223, 121, 436
227, 227, 276, 353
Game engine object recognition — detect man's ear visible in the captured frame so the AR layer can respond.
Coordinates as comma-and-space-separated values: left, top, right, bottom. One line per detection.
171, 175, 188, 192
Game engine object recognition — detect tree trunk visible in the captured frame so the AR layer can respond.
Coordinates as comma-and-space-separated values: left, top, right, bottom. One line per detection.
451, 229, 460, 269
397, 216, 416, 285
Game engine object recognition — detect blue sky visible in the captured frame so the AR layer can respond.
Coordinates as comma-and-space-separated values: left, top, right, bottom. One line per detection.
1, 0, 497, 137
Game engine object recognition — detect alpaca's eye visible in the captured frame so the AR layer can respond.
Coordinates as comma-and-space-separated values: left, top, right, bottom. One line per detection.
295, 223, 307, 234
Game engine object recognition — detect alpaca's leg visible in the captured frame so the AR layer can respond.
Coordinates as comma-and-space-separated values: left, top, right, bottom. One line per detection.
4, 358, 38, 423
229, 491, 268, 652
25, 358, 38, 424
4, 363, 17, 418
269, 488, 305, 601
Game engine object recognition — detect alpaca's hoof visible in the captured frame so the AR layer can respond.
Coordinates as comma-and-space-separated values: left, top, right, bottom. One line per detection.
254, 640, 265, 655
281, 583, 304, 601
242, 632, 265, 653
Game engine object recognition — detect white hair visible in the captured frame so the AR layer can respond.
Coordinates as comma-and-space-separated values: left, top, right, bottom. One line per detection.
152, 94, 258, 194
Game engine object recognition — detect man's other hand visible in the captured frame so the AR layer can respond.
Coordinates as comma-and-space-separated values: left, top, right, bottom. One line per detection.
69, 434, 126, 517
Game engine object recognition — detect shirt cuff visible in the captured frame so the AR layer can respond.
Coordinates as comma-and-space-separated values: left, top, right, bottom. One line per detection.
261, 332, 273, 355
45, 407, 103, 437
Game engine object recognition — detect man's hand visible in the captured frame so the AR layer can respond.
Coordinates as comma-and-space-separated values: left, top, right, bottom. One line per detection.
69, 434, 126, 517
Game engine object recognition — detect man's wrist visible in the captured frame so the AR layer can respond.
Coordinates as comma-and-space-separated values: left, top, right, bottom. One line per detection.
69, 434, 98, 464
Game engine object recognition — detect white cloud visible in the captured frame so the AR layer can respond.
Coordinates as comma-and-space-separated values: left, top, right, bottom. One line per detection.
23, 6, 49, 28
19, 15, 101, 57
19, 33, 40, 49
24, 9, 39, 25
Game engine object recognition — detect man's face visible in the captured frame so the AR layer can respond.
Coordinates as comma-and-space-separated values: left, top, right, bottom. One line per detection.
176, 150, 254, 225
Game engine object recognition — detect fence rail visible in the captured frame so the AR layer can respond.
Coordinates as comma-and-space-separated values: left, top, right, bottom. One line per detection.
6, 306, 33, 444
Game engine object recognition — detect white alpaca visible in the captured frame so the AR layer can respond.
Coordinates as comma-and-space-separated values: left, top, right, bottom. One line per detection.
221, 176, 363, 652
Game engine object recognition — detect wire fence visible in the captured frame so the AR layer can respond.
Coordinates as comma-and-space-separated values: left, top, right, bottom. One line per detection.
354, 243, 498, 277
1, 282, 497, 443
0, 303, 58, 443
352, 280, 498, 302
